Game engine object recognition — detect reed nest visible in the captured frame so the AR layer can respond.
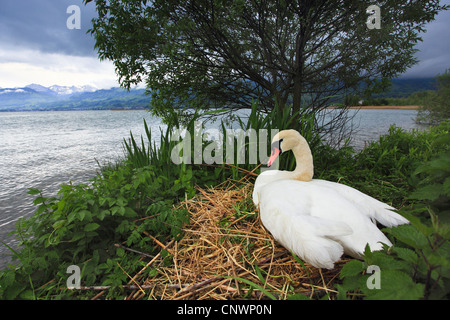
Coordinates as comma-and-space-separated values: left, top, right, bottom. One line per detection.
123, 178, 349, 300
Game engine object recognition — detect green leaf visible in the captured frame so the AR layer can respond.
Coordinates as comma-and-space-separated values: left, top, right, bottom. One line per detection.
32, 196, 47, 206
98, 209, 110, 221
414, 156, 450, 175
116, 247, 125, 257
78, 209, 90, 221
27, 188, 41, 195
362, 270, 424, 300
409, 184, 445, 201
287, 293, 311, 300
52, 220, 65, 230
340, 260, 365, 279
84, 223, 100, 232
366, 251, 410, 271
70, 232, 85, 242
388, 224, 429, 250
19, 290, 36, 300
392, 247, 419, 265
443, 177, 450, 194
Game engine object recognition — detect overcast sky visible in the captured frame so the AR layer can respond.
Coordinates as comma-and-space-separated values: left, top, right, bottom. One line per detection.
0, 0, 449, 89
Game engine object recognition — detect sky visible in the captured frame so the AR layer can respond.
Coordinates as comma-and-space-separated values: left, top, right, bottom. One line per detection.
0, 0, 117, 89
0, 0, 449, 89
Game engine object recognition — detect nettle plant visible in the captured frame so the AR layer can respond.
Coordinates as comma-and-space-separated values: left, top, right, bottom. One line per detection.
338, 129, 450, 300
0, 162, 189, 299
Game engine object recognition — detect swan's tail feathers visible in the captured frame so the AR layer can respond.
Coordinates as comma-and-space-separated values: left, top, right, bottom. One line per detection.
311, 179, 410, 228
373, 206, 410, 228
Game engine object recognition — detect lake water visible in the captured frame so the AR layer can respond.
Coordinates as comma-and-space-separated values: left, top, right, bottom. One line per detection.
0, 108, 424, 268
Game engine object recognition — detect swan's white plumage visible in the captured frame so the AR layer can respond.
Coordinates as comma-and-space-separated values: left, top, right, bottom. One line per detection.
253, 130, 409, 269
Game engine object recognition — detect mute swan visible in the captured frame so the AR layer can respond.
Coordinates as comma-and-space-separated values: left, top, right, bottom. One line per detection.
253, 130, 409, 269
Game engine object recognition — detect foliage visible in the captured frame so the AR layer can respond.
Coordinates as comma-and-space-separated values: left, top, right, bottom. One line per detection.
85, 0, 447, 127
315, 124, 449, 207
0, 118, 213, 299
337, 122, 450, 300
348, 89, 436, 107
416, 69, 450, 125
0, 162, 189, 299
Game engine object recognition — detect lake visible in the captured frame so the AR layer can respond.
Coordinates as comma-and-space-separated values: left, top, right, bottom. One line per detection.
0, 108, 425, 268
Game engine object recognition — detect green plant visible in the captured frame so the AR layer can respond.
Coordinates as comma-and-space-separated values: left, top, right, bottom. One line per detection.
416, 69, 450, 125
337, 123, 450, 300
325, 124, 449, 207
0, 162, 189, 299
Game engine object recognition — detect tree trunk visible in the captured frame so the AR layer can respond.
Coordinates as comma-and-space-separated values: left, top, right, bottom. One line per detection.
292, 28, 305, 130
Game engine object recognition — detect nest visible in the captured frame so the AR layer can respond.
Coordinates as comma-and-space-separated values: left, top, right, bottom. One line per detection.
119, 177, 349, 300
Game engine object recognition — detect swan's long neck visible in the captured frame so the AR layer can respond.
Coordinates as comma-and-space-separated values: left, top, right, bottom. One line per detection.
290, 139, 314, 181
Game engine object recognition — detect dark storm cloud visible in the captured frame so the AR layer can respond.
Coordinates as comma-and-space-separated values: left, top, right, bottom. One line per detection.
401, 4, 450, 78
0, 0, 97, 57
0, 0, 448, 78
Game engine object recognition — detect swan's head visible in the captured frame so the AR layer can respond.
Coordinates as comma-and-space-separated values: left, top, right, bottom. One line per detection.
268, 130, 306, 167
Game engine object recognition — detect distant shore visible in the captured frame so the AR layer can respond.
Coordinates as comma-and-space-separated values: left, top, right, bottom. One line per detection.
328, 105, 420, 110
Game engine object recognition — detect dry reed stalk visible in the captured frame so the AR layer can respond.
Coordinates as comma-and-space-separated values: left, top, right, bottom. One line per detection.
127, 180, 347, 300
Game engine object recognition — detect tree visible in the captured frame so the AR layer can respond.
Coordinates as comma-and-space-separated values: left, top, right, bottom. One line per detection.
416, 69, 450, 125
85, 0, 447, 132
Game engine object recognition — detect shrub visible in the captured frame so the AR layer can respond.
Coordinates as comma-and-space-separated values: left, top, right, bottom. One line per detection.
0, 163, 189, 299
338, 123, 450, 300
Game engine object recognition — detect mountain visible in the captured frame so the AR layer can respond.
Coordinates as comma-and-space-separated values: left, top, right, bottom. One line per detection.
0, 84, 97, 98
0, 78, 437, 112
25, 84, 54, 94
48, 84, 97, 95
0, 84, 149, 111
374, 78, 436, 98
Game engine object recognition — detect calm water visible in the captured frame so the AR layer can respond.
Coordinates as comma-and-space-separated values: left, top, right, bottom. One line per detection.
0, 108, 424, 268
346, 109, 427, 149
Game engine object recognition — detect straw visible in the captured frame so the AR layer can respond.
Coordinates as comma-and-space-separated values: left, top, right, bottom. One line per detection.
124, 179, 348, 300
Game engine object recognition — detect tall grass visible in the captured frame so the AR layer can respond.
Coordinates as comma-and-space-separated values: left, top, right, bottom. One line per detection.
122, 101, 321, 180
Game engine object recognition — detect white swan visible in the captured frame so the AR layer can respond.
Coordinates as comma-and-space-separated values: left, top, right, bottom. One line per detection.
253, 130, 409, 269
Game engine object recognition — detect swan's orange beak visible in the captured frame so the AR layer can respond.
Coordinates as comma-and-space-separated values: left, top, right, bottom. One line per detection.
267, 147, 281, 167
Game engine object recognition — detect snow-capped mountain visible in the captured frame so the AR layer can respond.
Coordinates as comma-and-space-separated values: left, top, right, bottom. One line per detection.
0, 84, 98, 96
25, 84, 53, 94
0, 83, 148, 111
0, 88, 28, 94
48, 84, 97, 95
0, 84, 100, 109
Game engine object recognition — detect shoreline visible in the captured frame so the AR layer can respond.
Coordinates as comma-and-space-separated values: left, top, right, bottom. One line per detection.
1, 105, 421, 113
328, 105, 420, 110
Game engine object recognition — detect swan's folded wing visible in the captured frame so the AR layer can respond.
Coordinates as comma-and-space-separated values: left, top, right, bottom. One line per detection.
312, 179, 409, 227
268, 212, 352, 269
259, 186, 353, 269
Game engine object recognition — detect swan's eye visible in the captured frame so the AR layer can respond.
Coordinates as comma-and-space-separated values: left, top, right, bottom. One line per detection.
267, 139, 283, 167
271, 138, 283, 153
